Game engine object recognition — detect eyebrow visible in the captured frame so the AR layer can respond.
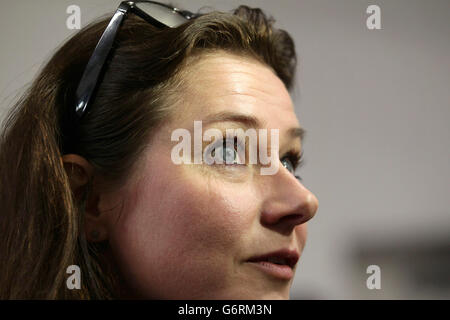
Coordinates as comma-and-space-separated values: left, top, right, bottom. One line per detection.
288, 127, 306, 142
202, 111, 305, 143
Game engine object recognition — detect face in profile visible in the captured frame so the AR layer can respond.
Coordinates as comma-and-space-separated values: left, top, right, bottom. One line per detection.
95, 52, 319, 299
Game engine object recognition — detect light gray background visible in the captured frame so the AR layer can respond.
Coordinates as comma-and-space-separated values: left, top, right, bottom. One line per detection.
1, 0, 449, 299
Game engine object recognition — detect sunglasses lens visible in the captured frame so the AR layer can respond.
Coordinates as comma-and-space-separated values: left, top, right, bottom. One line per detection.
135, 2, 189, 27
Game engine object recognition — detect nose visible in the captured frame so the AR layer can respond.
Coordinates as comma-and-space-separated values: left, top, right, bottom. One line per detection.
259, 162, 319, 235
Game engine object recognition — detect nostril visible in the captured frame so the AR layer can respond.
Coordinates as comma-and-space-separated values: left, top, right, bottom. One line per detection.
279, 214, 306, 225
261, 212, 306, 229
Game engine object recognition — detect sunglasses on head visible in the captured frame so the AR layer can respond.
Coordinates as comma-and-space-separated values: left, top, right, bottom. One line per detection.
74, 1, 198, 120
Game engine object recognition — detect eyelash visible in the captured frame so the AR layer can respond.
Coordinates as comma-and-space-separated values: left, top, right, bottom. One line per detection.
282, 150, 305, 181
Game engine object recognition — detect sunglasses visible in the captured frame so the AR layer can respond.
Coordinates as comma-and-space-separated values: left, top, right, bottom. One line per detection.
74, 1, 198, 119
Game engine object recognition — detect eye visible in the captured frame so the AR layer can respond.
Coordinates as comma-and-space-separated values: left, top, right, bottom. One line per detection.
281, 150, 304, 181
211, 138, 242, 164
281, 158, 295, 174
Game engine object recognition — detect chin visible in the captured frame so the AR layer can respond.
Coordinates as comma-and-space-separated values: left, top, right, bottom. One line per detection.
257, 291, 290, 300
210, 288, 290, 300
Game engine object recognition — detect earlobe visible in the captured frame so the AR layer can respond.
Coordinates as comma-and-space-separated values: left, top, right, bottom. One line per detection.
85, 220, 108, 242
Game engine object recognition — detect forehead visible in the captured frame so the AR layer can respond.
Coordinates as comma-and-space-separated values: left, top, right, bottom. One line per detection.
176, 52, 300, 131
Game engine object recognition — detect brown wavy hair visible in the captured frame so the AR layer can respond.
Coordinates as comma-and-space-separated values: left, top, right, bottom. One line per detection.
0, 5, 297, 299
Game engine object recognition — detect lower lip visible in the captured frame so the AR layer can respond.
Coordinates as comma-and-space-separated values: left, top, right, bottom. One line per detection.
246, 261, 294, 280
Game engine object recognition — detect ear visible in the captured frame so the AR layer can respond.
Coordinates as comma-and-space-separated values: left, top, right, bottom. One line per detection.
61, 154, 108, 243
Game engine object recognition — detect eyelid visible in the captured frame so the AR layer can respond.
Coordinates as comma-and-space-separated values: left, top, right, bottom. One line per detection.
282, 149, 303, 162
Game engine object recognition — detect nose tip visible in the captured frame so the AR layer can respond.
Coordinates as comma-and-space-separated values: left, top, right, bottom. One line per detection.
261, 193, 318, 228
260, 172, 319, 234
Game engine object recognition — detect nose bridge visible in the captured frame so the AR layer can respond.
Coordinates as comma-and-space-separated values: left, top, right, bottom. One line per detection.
259, 165, 318, 232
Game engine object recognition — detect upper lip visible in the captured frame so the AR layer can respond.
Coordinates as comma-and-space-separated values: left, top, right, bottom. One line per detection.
246, 248, 299, 268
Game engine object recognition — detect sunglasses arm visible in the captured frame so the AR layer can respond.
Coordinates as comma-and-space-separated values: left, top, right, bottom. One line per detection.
74, 3, 130, 118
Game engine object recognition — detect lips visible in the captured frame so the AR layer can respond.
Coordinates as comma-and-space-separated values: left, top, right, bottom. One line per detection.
246, 248, 299, 280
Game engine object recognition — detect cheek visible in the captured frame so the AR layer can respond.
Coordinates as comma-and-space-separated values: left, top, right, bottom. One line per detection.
108, 163, 259, 298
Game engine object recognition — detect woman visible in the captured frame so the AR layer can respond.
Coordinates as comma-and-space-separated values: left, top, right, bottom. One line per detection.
0, 1, 318, 299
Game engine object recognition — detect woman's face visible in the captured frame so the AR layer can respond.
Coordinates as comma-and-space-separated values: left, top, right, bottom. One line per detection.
100, 52, 319, 299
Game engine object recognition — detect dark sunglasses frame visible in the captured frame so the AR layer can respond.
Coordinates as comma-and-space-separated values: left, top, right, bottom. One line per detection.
74, 1, 197, 119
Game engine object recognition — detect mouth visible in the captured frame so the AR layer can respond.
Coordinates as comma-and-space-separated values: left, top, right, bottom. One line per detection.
245, 248, 299, 280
